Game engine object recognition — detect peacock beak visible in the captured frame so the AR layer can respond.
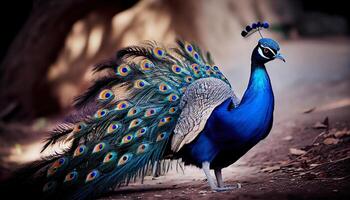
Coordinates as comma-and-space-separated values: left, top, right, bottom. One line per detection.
275, 53, 286, 62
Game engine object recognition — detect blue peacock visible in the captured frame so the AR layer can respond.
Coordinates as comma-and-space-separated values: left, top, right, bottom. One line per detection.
3, 21, 285, 199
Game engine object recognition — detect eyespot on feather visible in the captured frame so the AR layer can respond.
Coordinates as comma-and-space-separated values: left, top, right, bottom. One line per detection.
144, 108, 157, 117
171, 65, 182, 74
184, 76, 193, 83
98, 89, 114, 101
127, 107, 141, 118
92, 142, 106, 154
153, 47, 166, 59
118, 153, 132, 166
128, 118, 142, 129
106, 122, 121, 134
134, 79, 149, 89
184, 41, 194, 54
168, 107, 177, 114
47, 157, 68, 177
103, 151, 117, 164
191, 63, 200, 71
135, 127, 148, 137
116, 64, 131, 76
166, 93, 179, 102
73, 145, 87, 157
140, 59, 154, 71
156, 132, 168, 142
136, 143, 149, 154
115, 100, 130, 111
158, 116, 172, 126
212, 65, 219, 71
95, 109, 108, 118
85, 169, 100, 183
158, 82, 171, 93
120, 134, 133, 145
64, 171, 78, 183
73, 122, 86, 133
191, 51, 200, 62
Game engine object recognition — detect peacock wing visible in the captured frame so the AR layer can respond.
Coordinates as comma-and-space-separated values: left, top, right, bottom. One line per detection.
171, 77, 239, 152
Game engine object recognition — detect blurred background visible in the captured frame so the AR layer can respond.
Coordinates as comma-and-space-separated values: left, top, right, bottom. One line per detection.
0, 0, 350, 193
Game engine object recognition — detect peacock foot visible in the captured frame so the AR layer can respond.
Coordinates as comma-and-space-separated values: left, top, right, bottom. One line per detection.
212, 183, 242, 192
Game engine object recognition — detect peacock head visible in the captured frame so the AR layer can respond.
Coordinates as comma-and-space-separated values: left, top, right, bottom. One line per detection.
241, 22, 285, 64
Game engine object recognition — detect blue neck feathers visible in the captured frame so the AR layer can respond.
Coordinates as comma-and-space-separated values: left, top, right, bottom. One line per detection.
212, 61, 275, 143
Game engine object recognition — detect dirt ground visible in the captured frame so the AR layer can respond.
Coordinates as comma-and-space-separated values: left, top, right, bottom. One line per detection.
1, 38, 350, 199
101, 107, 350, 200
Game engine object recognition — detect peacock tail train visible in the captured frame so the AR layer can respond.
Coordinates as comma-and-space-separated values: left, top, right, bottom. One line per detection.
8, 40, 230, 200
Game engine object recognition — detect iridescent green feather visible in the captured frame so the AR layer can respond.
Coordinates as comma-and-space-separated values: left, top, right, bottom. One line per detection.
38, 40, 230, 200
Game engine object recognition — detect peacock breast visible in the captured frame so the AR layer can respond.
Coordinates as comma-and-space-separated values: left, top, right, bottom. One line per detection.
171, 77, 239, 152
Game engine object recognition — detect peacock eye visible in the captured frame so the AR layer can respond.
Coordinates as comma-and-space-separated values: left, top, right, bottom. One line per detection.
128, 118, 142, 129
73, 145, 87, 157
156, 132, 168, 141
85, 169, 100, 183
98, 89, 114, 101
120, 134, 133, 144
140, 59, 154, 71
135, 127, 148, 137
153, 47, 166, 59
92, 142, 106, 153
263, 48, 269, 54
116, 64, 131, 76
64, 171, 78, 183
136, 143, 149, 154
134, 79, 149, 89
118, 153, 132, 166
103, 151, 117, 163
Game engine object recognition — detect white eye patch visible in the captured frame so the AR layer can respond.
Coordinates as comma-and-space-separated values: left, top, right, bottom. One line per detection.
260, 44, 276, 56
258, 47, 269, 59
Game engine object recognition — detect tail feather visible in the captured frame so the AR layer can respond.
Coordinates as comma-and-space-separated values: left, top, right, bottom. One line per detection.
5, 40, 230, 199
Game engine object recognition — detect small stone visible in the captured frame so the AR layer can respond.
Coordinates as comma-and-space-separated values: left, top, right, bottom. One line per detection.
323, 138, 339, 145
260, 165, 280, 173
282, 135, 293, 141
334, 128, 350, 138
289, 148, 307, 155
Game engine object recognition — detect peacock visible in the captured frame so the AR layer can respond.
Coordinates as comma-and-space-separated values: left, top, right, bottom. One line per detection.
2, 21, 285, 199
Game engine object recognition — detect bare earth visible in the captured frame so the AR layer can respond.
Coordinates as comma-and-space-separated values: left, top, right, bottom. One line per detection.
1, 38, 350, 199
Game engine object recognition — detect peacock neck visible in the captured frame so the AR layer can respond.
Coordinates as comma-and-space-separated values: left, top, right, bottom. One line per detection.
240, 62, 274, 105
224, 61, 275, 141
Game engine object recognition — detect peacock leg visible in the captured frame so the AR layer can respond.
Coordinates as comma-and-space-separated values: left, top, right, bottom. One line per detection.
202, 161, 217, 190
214, 169, 224, 187
202, 162, 236, 191
214, 168, 242, 189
